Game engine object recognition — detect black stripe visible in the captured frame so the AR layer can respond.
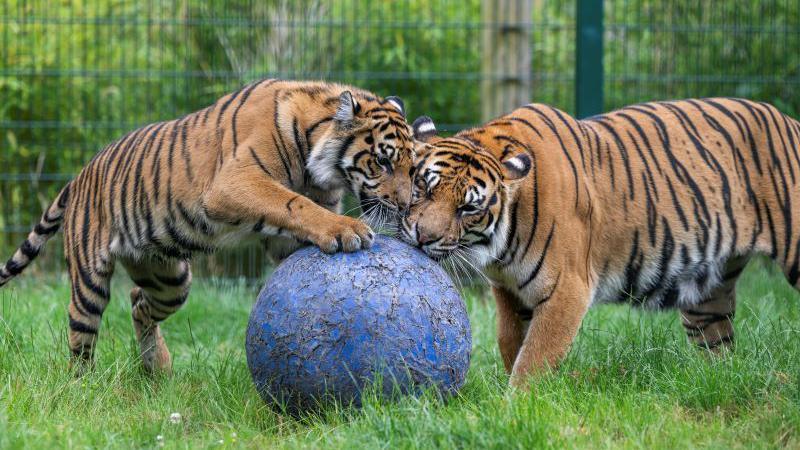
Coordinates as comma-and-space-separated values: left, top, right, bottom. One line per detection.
58, 183, 71, 207
764, 199, 778, 258
273, 132, 295, 186
733, 110, 764, 175
73, 282, 104, 316
180, 119, 194, 183
69, 316, 98, 335
700, 99, 747, 142
518, 222, 556, 290
155, 270, 190, 287
534, 271, 562, 309
230, 81, 265, 152
497, 201, 519, 265
133, 278, 161, 290
215, 84, 249, 128
306, 117, 333, 145
595, 119, 636, 201
508, 117, 543, 139
335, 135, 357, 182
767, 166, 792, 263
523, 106, 580, 208
550, 106, 588, 171
629, 106, 712, 226
164, 220, 213, 253
621, 230, 642, 296
19, 239, 39, 259
626, 129, 659, 201
292, 117, 308, 169
153, 295, 189, 308
77, 264, 110, 300
639, 217, 676, 301
33, 222, 60, 235
3, 258, 24, 275
249, 146, 275, 178
176, 201, 214, 236
763, 103, 797, 182
668, 103, 739, 255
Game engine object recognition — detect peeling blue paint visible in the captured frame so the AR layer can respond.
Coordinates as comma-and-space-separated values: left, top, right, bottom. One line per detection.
245, 236, 471, 412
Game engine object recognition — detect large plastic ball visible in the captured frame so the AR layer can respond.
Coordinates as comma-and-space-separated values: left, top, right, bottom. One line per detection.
245, 235, 471, 412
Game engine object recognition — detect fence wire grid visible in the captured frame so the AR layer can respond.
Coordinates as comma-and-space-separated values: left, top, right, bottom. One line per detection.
2, 0, 799, 279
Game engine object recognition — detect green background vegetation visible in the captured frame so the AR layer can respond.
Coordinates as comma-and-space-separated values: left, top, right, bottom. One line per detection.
1, 0, 799, 277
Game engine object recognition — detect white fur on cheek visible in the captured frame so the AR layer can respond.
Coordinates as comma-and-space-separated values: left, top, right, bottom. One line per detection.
474, 188, 513, 268
308, 136, 348, 189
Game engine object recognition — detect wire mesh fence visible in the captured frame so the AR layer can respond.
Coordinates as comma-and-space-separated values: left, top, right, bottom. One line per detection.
1, 0, 798, 280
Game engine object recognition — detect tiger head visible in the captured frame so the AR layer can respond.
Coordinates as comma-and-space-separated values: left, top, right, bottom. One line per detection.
399, 120, 531, 266
308, 91, 429, 229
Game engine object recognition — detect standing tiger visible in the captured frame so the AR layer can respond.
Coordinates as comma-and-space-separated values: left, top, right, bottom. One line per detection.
0, 79, 423, 373
403, 98, 800, 387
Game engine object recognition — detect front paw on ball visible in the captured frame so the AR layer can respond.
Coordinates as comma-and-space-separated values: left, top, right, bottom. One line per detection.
313, 217, 374, 253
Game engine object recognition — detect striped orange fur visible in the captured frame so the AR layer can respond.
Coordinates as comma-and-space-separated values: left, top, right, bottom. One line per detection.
0, 79, 422, 372
403, 98, 800, 387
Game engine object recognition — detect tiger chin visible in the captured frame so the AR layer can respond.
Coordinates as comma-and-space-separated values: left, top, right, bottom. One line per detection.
402, 98, 800, 389
0, 79, 427, 374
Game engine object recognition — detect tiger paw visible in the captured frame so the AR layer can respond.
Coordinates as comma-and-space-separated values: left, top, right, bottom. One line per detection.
310, 215, 374, 253
139, 324, 173, 375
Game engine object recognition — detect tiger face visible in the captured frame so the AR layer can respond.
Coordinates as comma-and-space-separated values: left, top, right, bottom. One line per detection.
308, 92, 424, 229
399, 126, 531, 266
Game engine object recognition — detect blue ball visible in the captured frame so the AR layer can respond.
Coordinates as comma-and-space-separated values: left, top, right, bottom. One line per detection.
245, 235, 471, 411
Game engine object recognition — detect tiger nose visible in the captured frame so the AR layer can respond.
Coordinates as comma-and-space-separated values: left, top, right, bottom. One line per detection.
395, 184, 411, 211
416, 227, 438, 247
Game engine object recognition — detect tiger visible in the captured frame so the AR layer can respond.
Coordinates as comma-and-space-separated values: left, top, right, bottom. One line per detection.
403, 98, 800, 387
0, 79, 425, 373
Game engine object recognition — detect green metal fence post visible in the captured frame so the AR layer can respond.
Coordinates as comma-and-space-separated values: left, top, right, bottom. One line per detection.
576, 0, 604, 118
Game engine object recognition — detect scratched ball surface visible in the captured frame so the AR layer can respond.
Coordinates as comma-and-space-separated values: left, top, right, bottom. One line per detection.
245, 235, 471, 412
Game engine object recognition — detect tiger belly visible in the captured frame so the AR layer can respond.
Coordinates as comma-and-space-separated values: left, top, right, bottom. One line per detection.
108, 213, 290, 262
591, 251, 749, 309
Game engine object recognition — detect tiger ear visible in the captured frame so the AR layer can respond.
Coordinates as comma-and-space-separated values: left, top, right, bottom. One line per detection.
334, 91, 361, 129
500, 152, 531, 181
385, 96, 405, 117
412, 116, 438, 143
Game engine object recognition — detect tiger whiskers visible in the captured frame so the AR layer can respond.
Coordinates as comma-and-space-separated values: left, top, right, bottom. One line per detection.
442, 256, 468, 293
458, 242, 501, 264
452, 247, 491, 285
359, 200, 400, 236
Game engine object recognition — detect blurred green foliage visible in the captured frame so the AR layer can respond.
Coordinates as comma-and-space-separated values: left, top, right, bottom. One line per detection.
1, 0, 798, 275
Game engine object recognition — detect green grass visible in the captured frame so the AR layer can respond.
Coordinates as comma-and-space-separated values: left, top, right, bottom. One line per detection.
1, 259, 800, 449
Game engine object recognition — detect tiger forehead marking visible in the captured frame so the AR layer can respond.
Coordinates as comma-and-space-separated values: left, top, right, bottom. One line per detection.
416, 139, 502, 203
403, 98, 800, 387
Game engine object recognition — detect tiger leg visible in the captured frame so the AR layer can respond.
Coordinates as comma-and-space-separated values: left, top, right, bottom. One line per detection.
204, 162, 373, 254
510, 277, 591, 389
65, 239, 115, 372
680, 257, 747, 352
493, 285, 528, 374
122, 258, 192, 373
